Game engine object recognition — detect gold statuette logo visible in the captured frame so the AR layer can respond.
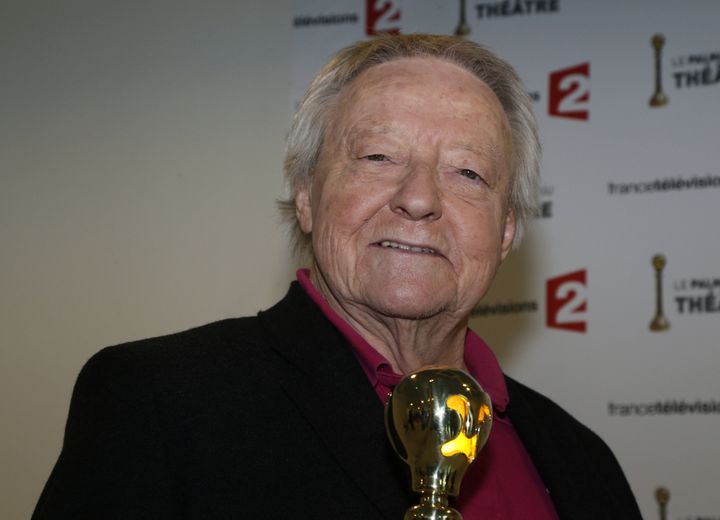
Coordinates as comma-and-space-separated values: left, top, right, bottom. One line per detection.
655, 486, 670, 520
650, 254, 670, 331
649, 34, 669, 107
454, 0, 471, 37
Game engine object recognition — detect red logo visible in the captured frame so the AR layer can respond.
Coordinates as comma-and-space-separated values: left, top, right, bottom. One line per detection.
548, 63, 590, 120
366, 0, 401, 35
546, 269, 587, 332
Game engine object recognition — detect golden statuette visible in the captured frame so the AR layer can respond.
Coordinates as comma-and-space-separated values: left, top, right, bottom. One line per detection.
649, 34, 669, 107
385, 367, 492, 520
650, 254, 670, 331
655, 486, 670, 520
454, 0, 471, 37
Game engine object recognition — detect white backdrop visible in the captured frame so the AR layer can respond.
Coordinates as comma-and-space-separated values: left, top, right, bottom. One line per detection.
289, 1, 720, 518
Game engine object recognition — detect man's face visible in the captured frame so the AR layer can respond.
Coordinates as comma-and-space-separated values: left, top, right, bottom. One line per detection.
295, 57, 516, 320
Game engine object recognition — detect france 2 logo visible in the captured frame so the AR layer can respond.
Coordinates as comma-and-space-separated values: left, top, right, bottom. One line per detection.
546, 269, 587, 333
366, 0, 401, 36
548, 63, 590, 120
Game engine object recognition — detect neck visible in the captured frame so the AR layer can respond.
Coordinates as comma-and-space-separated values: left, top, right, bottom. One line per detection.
310, 268, 469, 375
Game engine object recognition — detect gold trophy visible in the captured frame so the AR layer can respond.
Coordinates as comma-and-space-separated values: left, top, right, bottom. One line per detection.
385, 367, 493, 519
650, 254, 670, 331
649, 34, 669, 107
655, 486, 670, 520
454, 0, 471, 37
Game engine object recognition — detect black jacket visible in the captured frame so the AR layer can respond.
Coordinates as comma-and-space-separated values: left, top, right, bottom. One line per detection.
34, 282, 642, 519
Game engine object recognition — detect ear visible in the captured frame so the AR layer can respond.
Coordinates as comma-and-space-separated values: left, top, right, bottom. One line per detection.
499, 209, 516, 261
295, 185, 313, 234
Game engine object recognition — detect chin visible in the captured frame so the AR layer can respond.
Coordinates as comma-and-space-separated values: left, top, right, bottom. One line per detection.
373, 303, 448, 320
365, 288, 451, 321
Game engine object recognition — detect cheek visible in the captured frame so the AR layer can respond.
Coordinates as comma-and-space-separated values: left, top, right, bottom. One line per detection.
451, 205, 506, 266
315, 178, 392, 229
310, 187, 373, 259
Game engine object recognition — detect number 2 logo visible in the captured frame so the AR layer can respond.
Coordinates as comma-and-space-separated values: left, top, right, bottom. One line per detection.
366, 0, 401, 36
548, 63, 590, 121
546, 269, 587, 333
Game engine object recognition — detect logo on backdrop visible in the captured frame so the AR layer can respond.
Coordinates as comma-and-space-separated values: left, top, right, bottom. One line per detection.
671, 49, 720, 90
609, 399, 720, 417
293, 12, 359, 28
535, 184, 554, 219
655, 487, 670, 520
607, 173, 720, 195
649, 34, 669, 107
546, 269, 587, 332
647, 33, 720, 105
548, 63, 590, 120
673, 275, 720, 315
366, 0, 401, 35
649, 254, 670, 332
645, 253, 719, 320
474, 0, 560, 19
454, 0, 471, 37
471, 300, 538, 318
608, 173, 720, 195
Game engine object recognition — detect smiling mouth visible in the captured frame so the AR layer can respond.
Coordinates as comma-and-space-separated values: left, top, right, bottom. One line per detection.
377, 240, 438, 255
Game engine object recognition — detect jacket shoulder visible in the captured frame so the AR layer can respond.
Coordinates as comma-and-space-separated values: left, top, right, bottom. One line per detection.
505, 376, 642, 519
85, 316, 266, 370
505, 375, 621, 467
505, 376, 600, 440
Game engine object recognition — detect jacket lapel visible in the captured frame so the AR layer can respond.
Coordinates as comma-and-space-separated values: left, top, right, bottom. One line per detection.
506, 377, 610, 519
257, 283, 410, 519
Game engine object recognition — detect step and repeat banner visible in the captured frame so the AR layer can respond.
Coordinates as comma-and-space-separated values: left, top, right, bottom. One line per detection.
289, 1, 719, 518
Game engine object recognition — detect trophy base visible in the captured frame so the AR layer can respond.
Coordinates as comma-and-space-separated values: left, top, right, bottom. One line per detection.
650, 315, 670, 331
404, 504, 463, 520
649, 93, 668, 107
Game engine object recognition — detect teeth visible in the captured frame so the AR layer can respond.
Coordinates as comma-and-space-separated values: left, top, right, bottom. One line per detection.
379, 240, 436, 254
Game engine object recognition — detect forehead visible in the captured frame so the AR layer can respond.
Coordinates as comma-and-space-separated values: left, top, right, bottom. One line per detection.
330, 57, 511, 147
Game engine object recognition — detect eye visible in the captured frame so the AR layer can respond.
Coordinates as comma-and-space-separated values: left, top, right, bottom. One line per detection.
459, 168, 481, 181
365, 154, 388, 162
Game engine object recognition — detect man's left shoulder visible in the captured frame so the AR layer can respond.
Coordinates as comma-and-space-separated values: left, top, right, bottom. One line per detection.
505, 376, 600, 439
504, 375, 643, 519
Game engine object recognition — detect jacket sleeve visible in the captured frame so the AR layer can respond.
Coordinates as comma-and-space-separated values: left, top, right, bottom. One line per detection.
33, 346, 174, 520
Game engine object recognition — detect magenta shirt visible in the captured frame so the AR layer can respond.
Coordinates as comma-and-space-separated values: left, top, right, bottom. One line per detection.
297, 269, 559, 520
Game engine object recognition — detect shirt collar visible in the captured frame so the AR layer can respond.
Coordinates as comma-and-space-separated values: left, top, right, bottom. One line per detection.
296, 268, 508, 412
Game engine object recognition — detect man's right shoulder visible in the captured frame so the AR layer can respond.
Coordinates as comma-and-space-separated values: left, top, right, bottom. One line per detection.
75, 281, 322, 393
80, 315, 272, 382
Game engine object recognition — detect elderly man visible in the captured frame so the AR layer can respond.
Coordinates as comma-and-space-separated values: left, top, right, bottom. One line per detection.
34, 35, 642, 519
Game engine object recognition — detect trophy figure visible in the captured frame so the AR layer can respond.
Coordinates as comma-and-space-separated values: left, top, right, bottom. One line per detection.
650, 254, 670, 331
655, 486, 670, 520
649, 34, 669, 107
454, 0, 471, 37
385, 367, 493, 519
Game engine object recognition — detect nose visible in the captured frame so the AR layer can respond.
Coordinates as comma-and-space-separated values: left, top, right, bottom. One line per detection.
390, 165, 443, 221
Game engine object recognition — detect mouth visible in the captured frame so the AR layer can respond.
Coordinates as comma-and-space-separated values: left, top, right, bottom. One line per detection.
375, 240, 440, 256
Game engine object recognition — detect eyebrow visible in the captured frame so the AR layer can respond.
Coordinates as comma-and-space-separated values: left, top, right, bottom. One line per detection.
342, 124, 405, 151
349, 124, 401, 137
459, 141, 501, 161
345, 122, 505, 163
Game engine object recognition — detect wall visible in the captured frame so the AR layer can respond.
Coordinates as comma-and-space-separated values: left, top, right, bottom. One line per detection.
1, 2, 293, 518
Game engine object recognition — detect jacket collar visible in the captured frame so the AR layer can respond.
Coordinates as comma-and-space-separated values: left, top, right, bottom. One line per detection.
257, 282, 411, 518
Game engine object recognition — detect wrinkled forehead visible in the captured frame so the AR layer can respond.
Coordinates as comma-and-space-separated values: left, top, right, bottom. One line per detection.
339, 57, 504, 109
326, 56, 514, 172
